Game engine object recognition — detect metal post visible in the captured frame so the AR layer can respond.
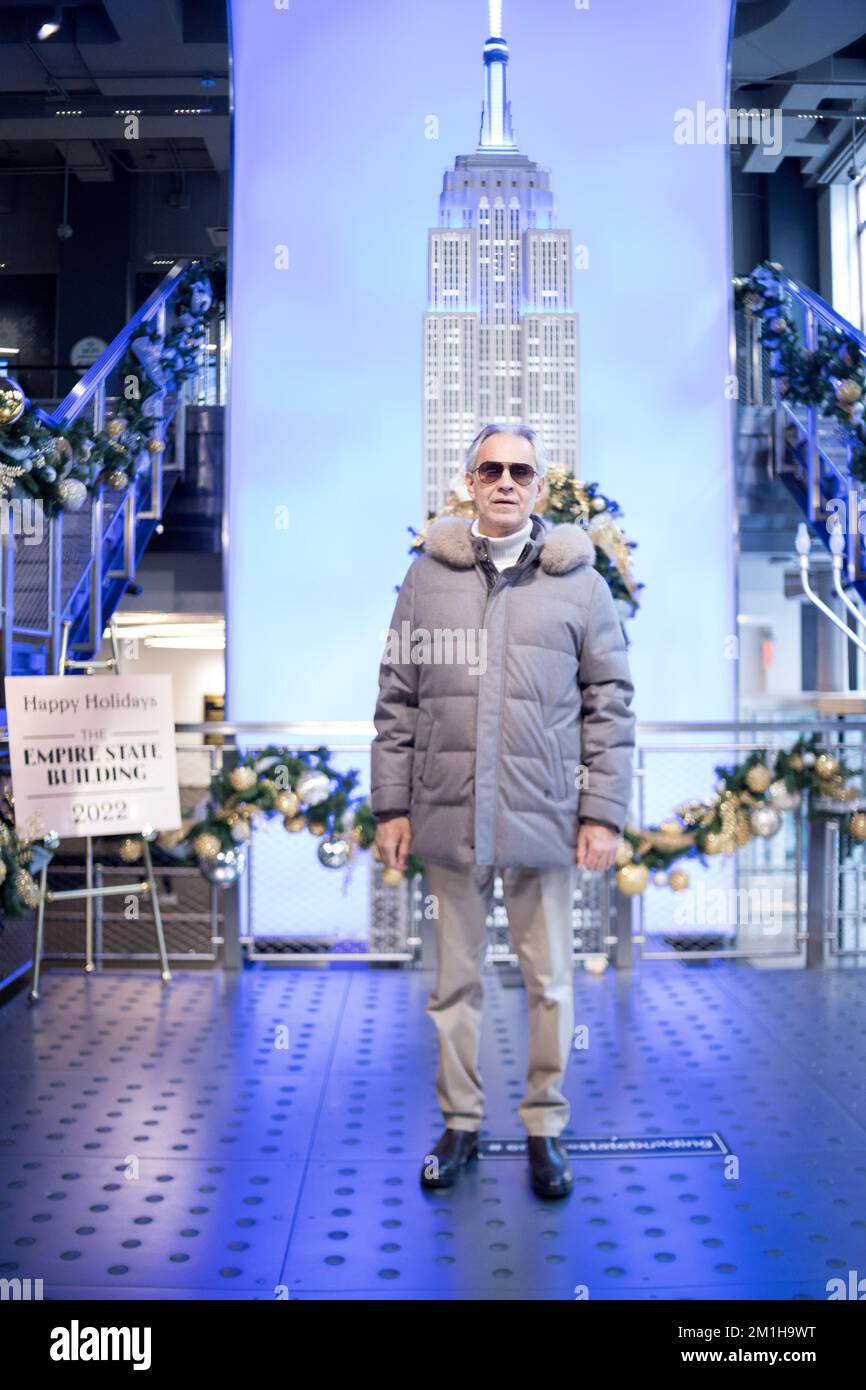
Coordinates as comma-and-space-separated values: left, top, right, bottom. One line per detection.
47, 509, 64, 674
220, 879, 243, 971
84, 834, 94, 971
141, 838, 172, 982
28, 861, 49, 1003
804, 308, 822, 521
612, 879, 633, 969
806, 814, 832, 967
0, 530, 14, 679
87, 487, 104, 658
94, 862, 104, 962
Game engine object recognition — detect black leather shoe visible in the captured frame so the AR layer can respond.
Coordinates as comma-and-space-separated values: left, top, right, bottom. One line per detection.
420, 1128, 479, 1189
527, 1136, 573, 1198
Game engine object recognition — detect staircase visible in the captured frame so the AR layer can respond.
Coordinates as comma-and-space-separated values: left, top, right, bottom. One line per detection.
0, 261, 207, 683
736, 270, 866, 596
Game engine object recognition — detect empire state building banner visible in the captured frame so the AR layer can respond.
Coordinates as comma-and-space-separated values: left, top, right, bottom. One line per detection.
226, 0, 735, 728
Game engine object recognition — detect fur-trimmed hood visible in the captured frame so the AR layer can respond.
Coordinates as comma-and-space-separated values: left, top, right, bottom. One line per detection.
423, 513, 594, 576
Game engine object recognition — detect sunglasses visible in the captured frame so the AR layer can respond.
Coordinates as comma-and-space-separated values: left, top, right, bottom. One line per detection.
472, 462, 538, 487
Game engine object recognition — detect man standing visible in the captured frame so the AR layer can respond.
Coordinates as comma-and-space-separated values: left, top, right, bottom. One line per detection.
372, 423, 635, 1198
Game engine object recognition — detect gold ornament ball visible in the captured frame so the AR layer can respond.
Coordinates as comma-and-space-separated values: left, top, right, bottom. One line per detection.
106, 468, 128, 490
308, 821, 327, 836
815, 753, 839, 781
0, 858, 6, 887
668, 869, 690, 892
146, 437, 165, 455
283, 815, 306, 833
51, 435, 73, 464
230, 765, 257, 793
745, 763, 772, 794
0, 377, 26, 425
14, 867, 40, 908
616, 861, 648, 895
615, 837, 634, 868
836, 378, 863, 405
788, 754, 803, 772
276, 790, 299, 817
105, 417, 126, 439
381, 866, 403, 887
849, 812, 866, 841
118, 837, 142, 863
193, 831, 221, 860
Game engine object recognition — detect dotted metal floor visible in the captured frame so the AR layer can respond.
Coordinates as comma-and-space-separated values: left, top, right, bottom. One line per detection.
1, 961, 866, 1300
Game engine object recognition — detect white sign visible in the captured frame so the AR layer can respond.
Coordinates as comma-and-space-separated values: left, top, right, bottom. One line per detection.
70, 336, 108, 370
4, 674, 182, 841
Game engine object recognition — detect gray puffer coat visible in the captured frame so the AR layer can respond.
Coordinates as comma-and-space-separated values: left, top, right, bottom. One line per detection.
371, 513, 636, 869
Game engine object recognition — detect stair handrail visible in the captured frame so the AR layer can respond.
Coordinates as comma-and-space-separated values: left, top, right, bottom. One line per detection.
773, 272, 866, 354
743, 266, 866, 585
39, 258, 190, 432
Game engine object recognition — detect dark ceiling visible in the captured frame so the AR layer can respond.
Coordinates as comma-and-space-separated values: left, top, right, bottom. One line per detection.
0, 0, 228, 176
732, 0, 866, 182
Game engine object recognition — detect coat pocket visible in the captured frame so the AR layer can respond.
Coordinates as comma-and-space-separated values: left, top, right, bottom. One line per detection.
545, 728, 569, 801
412, 709, 439, 796
555, 725, 582, 804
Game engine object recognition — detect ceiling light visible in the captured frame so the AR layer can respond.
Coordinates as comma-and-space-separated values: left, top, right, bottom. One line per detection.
145, 635, 226, 650
37, 7, 62, 40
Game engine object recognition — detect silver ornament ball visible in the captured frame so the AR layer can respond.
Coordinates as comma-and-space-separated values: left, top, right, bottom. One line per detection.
198, 845, 247, 887
767, 779, 801, 812
750, 805, 782, 838
57, 478, 88, 512
317, 836, 351, 869
296, 769, 331, 807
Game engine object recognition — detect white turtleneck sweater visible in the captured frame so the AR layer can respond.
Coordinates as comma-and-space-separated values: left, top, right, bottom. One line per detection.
471, 517, 534, 572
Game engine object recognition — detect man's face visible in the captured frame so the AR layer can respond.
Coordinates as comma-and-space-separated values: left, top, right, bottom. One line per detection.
465, 433, 544, 537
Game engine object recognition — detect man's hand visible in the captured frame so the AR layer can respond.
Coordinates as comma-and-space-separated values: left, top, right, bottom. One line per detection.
375, 815, 412, 872
576, 822, 619, 873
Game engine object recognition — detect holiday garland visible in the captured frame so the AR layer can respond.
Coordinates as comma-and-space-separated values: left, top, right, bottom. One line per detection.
0, 261, 214, 516
614, 734, 865, 896
734, 260, 866, 481
409, 464, 642, 631
0, 778, 52, 917
146, 745, 424, 885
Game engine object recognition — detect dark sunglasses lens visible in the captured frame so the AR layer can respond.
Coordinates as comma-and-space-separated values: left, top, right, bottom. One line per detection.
477, 463, 504, 483
509, 465, 535, 485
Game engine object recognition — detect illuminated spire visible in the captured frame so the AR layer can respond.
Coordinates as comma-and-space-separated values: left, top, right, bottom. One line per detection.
478, 0, 517, 151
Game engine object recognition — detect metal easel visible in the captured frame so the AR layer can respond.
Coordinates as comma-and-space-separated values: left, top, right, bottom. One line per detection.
28, 618, 171, 1002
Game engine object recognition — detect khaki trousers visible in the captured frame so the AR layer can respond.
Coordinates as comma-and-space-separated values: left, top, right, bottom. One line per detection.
424, 862, 576, 1137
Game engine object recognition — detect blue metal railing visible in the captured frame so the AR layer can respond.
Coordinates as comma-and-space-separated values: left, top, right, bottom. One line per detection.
40, 260, 189, 434
741, 268, 866, 597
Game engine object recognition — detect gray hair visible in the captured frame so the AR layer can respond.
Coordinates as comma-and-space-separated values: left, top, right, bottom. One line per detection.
465, 422, 549, 478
